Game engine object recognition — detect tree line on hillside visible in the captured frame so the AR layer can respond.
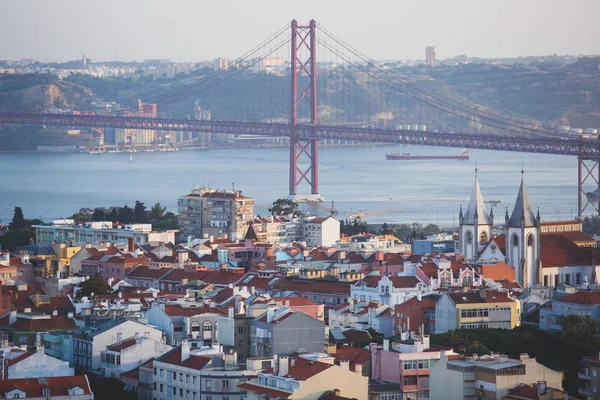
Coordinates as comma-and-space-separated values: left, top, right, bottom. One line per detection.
431, 315, 600, 394
69, 201, 177, 229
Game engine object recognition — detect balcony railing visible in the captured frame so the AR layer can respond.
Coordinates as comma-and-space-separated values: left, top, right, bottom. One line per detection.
579, 372, 592, 380
579, 387, 591, 396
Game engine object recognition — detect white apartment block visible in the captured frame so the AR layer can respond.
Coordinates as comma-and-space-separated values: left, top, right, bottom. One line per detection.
303, 217, 340, 247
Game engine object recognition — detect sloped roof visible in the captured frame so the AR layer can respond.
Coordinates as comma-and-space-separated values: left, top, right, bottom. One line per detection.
556, 291, 600, 305
0, 376, 91, 397
237, 383, 291, 398
156, 347, 211, 370
275, 279, 351, 295
333, 347, 370, 371
540, 234, 597, 268
340, 329, 371, 343
244, 224, 258, 241
462, 178, 491, 226
448, 290, 515, 305
508, 178, 537, 227
262, 357, 332, 380
163, 304, 227, 317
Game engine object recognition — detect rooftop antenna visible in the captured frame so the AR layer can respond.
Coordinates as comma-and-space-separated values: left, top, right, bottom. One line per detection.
475, 162, 478, 178
232, 183, 235, 192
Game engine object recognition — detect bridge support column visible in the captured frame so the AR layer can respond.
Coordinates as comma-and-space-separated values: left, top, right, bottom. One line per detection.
578, 156, 600, 218
289, 19, 322, 202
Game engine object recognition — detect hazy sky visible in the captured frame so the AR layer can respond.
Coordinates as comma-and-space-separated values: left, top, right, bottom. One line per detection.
1, 0, 599, 63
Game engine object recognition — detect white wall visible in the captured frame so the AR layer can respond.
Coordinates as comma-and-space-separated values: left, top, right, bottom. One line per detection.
8, 352, 74, 379
434, 294, 457, 334
119, 338, 172, 376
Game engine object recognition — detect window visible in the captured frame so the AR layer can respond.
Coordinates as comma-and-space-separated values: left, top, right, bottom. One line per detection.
186, 375, 190, 383
206, 380, 212, 389
154, 367, 157, 376
180, 389, 184, 397
186, 391, 190, 399
222, 380, 229, 388
238, 340, 244, 347
160, 369, 164, 377
191, 322, 200, 332
180, 373, 184, 382
238, 326, 245, 334
173, 372, 177, 380
42, 389, 50, 396
512, 234, 518, 246
160, 384, 164, 393
466, 231, 472, 244
154, 383, 157, 390
527, 234, 533, 246
480, 231, 488, 245
404, 378, 411, 386
261, 361, 272, 370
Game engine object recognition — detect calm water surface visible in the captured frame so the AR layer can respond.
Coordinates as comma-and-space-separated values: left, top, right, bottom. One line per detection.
0, 145, 581, 227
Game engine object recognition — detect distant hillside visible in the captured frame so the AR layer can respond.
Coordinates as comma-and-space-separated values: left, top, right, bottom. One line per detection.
1, 58, 599, 147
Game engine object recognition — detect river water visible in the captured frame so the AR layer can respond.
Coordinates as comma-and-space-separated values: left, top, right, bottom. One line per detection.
0, 145, 581, 227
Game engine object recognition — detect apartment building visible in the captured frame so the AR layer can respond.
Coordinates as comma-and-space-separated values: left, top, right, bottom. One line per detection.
177, 188, 255, 241
540, 290, 600, 331
250, 307, 325, 358
100, 335, 172, 378
579, 352, 600, 400
178, 188, 204, 239
430, 352, 563, 400
33, 220, 175, 245
153, 342, 256, 400
303, 217, 340, 247
71, 319, 163, 372
351, 274, 425, 307
434, 289, 520, 334
371, 336, 455, 400
216, 308, 253, 367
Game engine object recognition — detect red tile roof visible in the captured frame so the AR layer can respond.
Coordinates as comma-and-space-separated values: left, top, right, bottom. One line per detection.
478, 261, 516, 282
263, 357, 332, 380
395, 295, 437, 309
0, 314, 77, 331
540, 234, 597, 268
389, 276, 421, 288
275, 279, 351, 295
271, 297, 318, 307
557, 291, 600, 305
333, 347, 370, 371
106, 336, 138, 352
340, 329, 371, 343
198, 270, 244, 285
126, 265, 170, 279
0, 375, 92, 396
237, 382, 291, 398
448, 290, 515, 304
156, 347, 212, 370
163, 304, 227, 317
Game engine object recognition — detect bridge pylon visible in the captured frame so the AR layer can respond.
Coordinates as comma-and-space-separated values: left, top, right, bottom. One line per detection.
289, 19, 322, 202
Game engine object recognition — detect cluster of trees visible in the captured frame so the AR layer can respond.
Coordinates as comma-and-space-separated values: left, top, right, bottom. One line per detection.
340, 218, 370, 235
392, 223, 441, 242
70, 201, 178, 229
431, 315, 600, 394
268, 199, 303, 217
0, 207, 41, 251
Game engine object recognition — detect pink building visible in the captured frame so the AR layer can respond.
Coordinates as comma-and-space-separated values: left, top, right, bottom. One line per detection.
371, 336, 454, 400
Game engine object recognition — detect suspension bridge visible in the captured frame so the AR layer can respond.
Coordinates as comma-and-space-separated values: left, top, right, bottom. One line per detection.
1, 20, 599, 215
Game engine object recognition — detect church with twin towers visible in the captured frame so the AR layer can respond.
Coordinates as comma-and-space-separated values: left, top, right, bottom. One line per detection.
458, 169, 542, 289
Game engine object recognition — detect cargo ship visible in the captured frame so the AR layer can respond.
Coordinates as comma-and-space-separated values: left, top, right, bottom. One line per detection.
386, 149, 469, 160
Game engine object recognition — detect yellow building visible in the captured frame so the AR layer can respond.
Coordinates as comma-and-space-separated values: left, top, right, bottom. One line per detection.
239, 355, 368, 400
52, 242, 82, 269
435, 289, 520, 333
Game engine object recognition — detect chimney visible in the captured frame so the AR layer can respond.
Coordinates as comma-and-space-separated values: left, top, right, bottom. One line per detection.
537, 381, 547, 397
34, 294, 41, 307
228, 307, 234, 319
340, 360, 350, 370
417, 290, 422, 302
479, 286, 486, 299
383, 339, 390, 351
181, 340, 190, 362
52, 310, 58, 316
67, 312, 74, 319
285, 300, 290, 307
118, 291, 122, 299
209, 301, 216, 309
278, 356, 289, 376
266, 306, 276, 323
273, 355, 279, 374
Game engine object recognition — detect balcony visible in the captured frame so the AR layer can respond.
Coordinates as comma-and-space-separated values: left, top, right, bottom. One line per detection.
578, 387, 591, 396
579, 372, 592, 380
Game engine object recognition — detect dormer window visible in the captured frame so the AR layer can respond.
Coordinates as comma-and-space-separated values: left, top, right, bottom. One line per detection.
42, 388, 50, 396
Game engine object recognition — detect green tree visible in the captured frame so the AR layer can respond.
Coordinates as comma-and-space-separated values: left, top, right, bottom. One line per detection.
11, 207, 25, 229
269, 199, 302, 217
109, 207, 119, 223
92, 208, 105, 221
77, 274, 112, 299
152, 212, 178, 230
422, 223, 441, 236
119, 205, 134, 224
150, 202, 167, 221
134, 201, 148, 223
381, 223, 389, 235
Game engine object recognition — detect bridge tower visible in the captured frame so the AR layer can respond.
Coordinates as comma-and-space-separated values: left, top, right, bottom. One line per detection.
578, 136, 600, 217
289, 19, 322, 201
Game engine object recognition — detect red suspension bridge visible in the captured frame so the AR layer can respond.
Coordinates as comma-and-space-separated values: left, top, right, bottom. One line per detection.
1, 20, 599, 215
